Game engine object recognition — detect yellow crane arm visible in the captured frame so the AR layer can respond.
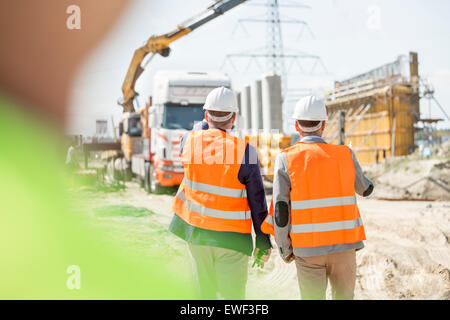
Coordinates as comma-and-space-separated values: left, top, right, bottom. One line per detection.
120, 29, 191, 112
119, 0, 248, 112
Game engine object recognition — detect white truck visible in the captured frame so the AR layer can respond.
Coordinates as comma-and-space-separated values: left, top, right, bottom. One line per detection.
130, 70, 231, 193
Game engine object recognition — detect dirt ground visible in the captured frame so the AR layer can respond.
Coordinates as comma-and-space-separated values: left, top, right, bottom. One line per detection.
365, 142, 450, 201
77, 182, 450, 300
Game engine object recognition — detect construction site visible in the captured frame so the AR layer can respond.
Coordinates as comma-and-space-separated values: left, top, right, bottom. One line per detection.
62, 0, 450, 300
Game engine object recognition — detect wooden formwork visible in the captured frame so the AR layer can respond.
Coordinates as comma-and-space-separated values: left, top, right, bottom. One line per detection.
325, 85, 420, 165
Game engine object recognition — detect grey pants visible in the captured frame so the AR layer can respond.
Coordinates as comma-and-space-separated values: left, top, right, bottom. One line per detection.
295, 249, 357, 300
188, 244, 249, 300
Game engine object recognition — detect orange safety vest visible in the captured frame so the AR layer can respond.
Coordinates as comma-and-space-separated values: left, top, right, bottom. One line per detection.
261, 142, 366, 247
172, 129, 252, 233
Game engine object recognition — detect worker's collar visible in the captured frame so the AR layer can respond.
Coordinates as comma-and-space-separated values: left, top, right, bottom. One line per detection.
208, 126, 228, 133
300, 135, 326, 144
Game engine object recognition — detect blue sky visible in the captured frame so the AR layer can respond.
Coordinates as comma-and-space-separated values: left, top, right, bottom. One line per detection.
67, 0, 450, 135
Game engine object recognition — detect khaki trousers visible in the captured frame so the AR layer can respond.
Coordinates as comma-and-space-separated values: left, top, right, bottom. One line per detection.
188, 244, 249, 300
294, 249, 356, 300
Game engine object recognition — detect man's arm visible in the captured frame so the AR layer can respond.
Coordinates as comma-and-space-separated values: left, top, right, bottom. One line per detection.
272, 153, 293, 258
238, 144, 272, 251
350, 149, 374, 197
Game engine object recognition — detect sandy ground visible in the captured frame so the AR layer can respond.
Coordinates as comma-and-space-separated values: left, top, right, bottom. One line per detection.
365, 142, 450, 201
77, 182, 450, 300
368, 158, 450, 201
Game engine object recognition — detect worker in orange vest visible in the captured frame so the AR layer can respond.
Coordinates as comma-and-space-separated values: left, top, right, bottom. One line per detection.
170, 87, 271, 299
261, 95, 374, 300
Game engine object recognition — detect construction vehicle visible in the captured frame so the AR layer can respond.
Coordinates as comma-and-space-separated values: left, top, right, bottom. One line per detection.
115, 0, 247, 192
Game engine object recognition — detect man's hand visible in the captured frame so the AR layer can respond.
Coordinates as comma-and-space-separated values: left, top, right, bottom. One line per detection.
252, 248, 272, 268
282, 252, 295, 264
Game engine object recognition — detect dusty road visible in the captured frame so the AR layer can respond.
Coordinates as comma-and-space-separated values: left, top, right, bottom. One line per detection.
78, 182, 450, 300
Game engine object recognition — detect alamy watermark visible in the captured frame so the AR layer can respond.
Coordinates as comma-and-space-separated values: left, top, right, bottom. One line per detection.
367, 4, 381, 31
182, 126, 283, 167
66, 265, 81, 290
66, 5, 81, 30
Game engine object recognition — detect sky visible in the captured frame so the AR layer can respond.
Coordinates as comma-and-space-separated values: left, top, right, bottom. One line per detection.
67, 0, 450, 136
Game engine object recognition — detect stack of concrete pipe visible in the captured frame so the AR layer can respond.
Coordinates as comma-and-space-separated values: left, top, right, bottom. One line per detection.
236, 73, 282, 134
250, 80, 263, 132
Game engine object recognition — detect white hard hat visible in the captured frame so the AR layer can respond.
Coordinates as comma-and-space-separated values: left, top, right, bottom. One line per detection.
292, 95, 328, 121
203, 86, 239, 113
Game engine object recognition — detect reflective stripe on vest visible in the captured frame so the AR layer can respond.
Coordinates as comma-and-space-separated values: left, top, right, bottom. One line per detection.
183, 177, 247, 198
176, 188, 250, 220
261, 142, 366, 247
263, 214, 362, 233
172, 129, 252, 234
291, 196, 356, 210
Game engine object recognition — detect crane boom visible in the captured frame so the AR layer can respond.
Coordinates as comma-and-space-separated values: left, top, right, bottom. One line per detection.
119, 0, 247, 112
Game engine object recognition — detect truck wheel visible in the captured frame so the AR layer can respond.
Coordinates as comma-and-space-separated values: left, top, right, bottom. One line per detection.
144, 162, 151, 193
149, 163, 163, 194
